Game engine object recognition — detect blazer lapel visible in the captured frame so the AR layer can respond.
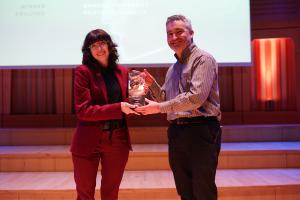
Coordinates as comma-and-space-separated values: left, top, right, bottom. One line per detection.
115, 67, 127, 101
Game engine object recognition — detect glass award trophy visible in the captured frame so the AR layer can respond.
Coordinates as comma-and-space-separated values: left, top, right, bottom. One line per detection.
128, 70, 145, 106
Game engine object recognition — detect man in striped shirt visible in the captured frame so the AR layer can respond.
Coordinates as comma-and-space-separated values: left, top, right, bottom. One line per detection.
136, 15, 221, 200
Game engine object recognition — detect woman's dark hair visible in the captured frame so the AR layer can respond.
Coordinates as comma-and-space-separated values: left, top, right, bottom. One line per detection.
81, 29, 119, 70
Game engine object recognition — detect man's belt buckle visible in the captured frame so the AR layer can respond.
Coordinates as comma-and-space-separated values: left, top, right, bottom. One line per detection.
172, 118, 188, 125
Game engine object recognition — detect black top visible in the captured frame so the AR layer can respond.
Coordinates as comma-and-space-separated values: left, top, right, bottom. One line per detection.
101, 68, 122, 104
100, 68, 125, 134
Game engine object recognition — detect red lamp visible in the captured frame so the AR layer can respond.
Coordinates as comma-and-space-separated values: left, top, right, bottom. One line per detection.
252, 38, 296, 111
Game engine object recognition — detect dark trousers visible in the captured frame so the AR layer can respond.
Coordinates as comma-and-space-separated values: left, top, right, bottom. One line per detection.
168, 119, 221, 200
72, 128, 129, 200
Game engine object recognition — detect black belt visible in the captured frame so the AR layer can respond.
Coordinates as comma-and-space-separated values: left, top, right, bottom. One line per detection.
103, 120, 125, 131
170, 116, 218, 125
103, 119, 126, 141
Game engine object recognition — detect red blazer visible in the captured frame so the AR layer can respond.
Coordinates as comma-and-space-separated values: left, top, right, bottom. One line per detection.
70, 64, 131, 156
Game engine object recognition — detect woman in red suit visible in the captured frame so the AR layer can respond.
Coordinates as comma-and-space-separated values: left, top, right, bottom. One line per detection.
71, 29, 137, 200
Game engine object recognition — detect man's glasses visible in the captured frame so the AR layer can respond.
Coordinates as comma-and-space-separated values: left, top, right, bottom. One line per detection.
89, 42, 107, 51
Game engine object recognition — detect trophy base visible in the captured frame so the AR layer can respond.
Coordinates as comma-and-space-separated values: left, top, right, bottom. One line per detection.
129, 95, 145, 106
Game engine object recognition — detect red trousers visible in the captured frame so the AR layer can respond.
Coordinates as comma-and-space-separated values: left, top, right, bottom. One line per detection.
72, 129, 130, 200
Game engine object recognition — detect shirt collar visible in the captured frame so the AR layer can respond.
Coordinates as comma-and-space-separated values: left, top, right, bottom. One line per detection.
174, 43, 196, 64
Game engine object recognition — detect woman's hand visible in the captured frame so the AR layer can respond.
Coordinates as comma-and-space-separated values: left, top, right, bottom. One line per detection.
121, 102, 140, 115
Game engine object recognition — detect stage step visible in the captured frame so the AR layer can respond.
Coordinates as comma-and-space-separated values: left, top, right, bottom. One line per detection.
0, 124, 300, 145
1, 142, 300, 172
0, 169, 299, 200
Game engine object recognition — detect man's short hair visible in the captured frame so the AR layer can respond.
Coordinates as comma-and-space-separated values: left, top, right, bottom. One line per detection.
166, 15, 193, 32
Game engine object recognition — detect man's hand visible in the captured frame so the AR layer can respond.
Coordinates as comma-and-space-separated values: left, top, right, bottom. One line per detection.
135, 98, 160, 115
121, 102, 140, 115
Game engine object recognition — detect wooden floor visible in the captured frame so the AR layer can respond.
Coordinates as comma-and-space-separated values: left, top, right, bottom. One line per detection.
0, 124, 300, 199
0, 169, 300, 199
0, 142, 300, 171
1, 169, 300, 189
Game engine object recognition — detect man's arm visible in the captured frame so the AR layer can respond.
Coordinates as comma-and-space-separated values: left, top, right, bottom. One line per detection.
160, 56, 217, 113
137, 56, 217, 116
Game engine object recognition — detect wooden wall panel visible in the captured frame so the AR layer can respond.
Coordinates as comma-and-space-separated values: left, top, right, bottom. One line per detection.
219, 68, 234, 111
63, 69, 73, 114
0, 70, 3, 115
36, 70, 46, 113
297, 55, 300, 110
29, 70, 37, 113
251, 0, 300, 29
232, 68, 243, 111
2, 70, 12, 115
46, 70, 55, 113
242, 67, 253, 111
0, 60, 299, 127
0, 70, 2, 127
54, 69, 64, 114
10, 69, 55, 114
11, 70, 25, 113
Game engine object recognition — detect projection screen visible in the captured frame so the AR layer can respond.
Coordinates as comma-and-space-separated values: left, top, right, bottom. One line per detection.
0, 0, 251, 68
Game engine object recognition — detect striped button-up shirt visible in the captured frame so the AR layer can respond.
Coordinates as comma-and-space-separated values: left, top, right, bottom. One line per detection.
150, 43, 221, 121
